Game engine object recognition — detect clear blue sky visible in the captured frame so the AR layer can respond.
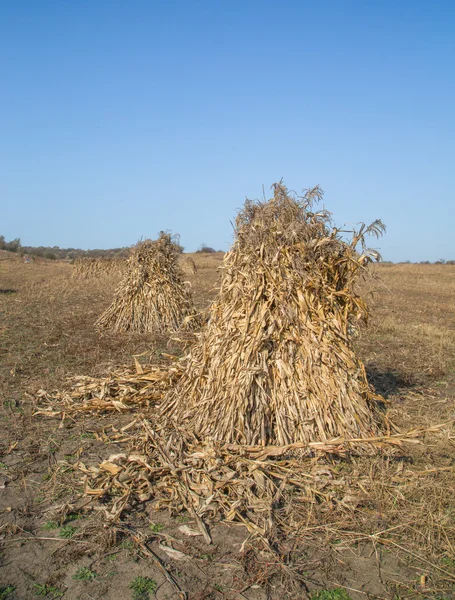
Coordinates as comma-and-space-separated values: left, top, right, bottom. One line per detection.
1, 1, 454, 261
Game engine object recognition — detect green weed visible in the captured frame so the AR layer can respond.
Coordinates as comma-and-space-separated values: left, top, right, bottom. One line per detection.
441, 556, 455, 568
3, 401, 19, 410
0, 586, 15, 600
47, 440, 59, 454
59, 525, 77, 539
200, 553, 214, 561
34, 583, 65, 597
106, 553, 118, 561
121, 539, 135, 551
106, 570, 117, 578
176, 515, 189, 523
72, 567, 97, 581
129, 576, 157, 600
64, 513, 81, 523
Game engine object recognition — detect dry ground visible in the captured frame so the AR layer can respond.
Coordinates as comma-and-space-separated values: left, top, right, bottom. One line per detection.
0, 254, 454, 600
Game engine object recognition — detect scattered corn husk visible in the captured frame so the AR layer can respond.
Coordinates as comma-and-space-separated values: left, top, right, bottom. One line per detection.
178, 525, 203, 537
75, 417, 451, 538
34, 359, 184, 416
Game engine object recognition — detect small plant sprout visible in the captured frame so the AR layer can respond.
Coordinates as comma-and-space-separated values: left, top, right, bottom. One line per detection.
72, 566, 97, 581
0, 586, 15, 600
64, 512, 81, 522
129, 576, 157, 599
107, 553, 118, 561
34, 584, 64, 598
59, 525, 77, 538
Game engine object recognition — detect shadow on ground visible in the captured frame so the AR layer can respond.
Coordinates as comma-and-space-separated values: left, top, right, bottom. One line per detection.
366, 364, 417, 398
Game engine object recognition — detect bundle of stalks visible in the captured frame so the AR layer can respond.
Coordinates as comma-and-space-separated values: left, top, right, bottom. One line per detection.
96, 234, 201, 333
163, 183, 386, 447
72, 257, 95, 278
179, 256, 197, 275
99, 257, 127, 276
72, 257, 127, 279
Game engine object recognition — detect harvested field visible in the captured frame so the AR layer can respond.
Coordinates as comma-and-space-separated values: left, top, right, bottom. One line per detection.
1, 253, 455, 600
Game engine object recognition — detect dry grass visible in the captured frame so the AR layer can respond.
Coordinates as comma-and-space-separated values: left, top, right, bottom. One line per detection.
188, 251, 225, 270
360, 263, 455, 381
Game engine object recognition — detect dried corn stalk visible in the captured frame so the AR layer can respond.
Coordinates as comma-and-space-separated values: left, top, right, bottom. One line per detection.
35, 360, 184, 416
77, 418, 446, 534
72, 257, 127, 279
163, 183, 386, 446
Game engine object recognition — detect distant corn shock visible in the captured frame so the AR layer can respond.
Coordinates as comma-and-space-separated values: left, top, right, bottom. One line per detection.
95, 233, 201, 333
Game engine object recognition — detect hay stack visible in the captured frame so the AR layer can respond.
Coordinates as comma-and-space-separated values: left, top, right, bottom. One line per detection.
96, 234, 201, 333
72, 257, 96, 278
72, 257, 126, 279
163, 183, 385, 446
179, 256, 197, 275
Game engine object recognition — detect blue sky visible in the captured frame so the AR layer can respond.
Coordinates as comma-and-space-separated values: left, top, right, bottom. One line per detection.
1, 0, 454, 261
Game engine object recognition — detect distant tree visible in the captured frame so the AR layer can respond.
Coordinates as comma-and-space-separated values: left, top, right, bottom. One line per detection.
5, 238, 21, 253
196, 244, 216, 253
45, 252, 57, 260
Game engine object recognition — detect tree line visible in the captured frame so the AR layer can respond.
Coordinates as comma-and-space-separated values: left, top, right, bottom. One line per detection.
0, 235, 131, 261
